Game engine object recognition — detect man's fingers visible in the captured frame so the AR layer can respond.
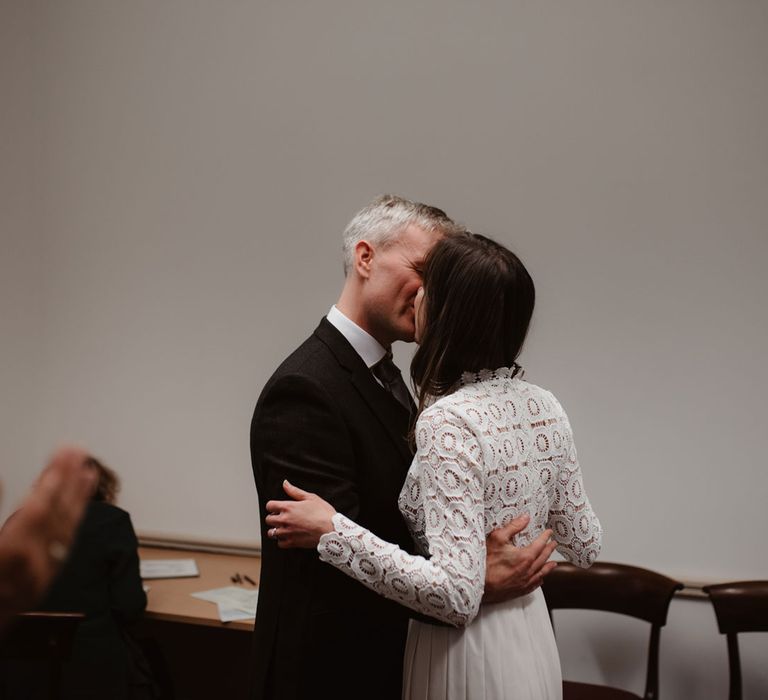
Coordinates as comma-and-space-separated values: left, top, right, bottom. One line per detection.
540, 561, 558, 578
522, 561, 559, 595
533, 528, 554, 548
521, 580, 542, 596
523, 528, 554, 561
529, 539, 558, 576
490, 514, 530, 544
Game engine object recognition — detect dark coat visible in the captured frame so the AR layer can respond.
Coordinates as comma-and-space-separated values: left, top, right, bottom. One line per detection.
249, 318, 415, 700
41, 500, 150, 699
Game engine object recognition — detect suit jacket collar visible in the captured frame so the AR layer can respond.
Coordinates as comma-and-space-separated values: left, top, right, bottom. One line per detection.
314, 318, 413, 464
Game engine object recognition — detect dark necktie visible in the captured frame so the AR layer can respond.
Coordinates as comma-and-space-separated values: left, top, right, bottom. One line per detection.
372, 352, 413, 414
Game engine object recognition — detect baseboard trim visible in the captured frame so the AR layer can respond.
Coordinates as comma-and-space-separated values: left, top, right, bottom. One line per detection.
137, 531, 261, 557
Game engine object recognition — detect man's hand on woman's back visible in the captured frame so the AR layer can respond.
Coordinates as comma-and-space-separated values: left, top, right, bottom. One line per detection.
483, 514, 558, 603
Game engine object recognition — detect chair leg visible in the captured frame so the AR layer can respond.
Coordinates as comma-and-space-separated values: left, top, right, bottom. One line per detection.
727, 634, 741, 700
644, 624, 660, 700
48, 657, 62, 700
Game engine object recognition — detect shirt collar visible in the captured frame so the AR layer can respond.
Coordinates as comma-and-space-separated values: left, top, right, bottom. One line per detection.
326, 305, 387, 369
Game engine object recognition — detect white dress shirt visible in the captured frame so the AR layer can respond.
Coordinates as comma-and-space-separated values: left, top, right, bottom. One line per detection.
326, 305, 387, 370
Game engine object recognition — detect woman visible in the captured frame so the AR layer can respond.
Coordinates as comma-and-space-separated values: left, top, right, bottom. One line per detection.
266, 232, 602, 699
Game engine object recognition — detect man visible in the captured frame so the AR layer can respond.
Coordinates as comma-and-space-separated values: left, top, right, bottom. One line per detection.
249, 195, 556, 700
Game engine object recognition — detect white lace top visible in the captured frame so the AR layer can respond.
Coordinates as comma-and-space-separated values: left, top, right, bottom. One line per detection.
317, 368, 602, 627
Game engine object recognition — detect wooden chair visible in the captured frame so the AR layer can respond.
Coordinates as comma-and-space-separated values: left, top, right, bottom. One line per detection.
0, 611, 84, 700
542, 562, 683, 700
702, 580, 768, 700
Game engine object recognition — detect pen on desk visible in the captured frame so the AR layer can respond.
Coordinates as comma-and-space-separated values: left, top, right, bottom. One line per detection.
243, 574, 256, 586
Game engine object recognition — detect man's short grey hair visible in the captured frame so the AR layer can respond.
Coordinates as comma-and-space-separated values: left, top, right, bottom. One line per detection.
342, 194, 460, 275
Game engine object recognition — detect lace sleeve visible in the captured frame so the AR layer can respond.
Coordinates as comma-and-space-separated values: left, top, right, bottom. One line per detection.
546, 395, 602, 567
317, 405, 486, 627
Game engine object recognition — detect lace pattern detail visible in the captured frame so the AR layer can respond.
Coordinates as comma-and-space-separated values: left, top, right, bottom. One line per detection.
318, 373, 602, 627
459, 364, 522, 386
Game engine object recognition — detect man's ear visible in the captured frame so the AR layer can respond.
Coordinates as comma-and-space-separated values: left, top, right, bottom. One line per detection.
353, 240, 375, 279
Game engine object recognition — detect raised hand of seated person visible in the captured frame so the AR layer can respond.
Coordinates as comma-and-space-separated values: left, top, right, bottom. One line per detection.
0, 446, 96, 629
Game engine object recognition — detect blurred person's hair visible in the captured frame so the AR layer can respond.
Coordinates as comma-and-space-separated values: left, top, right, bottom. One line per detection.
341, 194, 461, 275
84, 457, 120, 504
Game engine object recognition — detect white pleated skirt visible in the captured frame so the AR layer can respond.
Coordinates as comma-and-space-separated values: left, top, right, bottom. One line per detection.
402, 589, 562, 700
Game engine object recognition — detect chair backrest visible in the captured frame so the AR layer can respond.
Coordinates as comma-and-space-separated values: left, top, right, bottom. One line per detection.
703, 580, 768, 700
0, 611, 84, 660
543, 562, 683, 700
0, 611, 84, 700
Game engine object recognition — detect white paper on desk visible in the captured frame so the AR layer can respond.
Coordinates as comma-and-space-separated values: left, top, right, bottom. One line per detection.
217, 604, 256, 622
140, 558, 199, 579
191, 586, 258, 622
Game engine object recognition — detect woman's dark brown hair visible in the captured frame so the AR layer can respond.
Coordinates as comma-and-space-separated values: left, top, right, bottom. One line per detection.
84, 456, 121, 504
410, 232, 535, 416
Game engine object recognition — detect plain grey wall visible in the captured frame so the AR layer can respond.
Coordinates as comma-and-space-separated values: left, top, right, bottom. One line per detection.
1, 1, 46, 515
1, 2, 767, 694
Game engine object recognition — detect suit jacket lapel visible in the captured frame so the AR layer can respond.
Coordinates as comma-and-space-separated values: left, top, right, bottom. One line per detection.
314, 318, 413, 465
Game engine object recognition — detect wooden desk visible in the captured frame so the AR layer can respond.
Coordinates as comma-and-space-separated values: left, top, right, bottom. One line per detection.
139, 547, 260, 631
136, 546, 261, 699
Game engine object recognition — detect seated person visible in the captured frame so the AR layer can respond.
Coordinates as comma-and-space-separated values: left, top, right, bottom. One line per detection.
38, 457, 155, 699
0, 446, 95, 631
